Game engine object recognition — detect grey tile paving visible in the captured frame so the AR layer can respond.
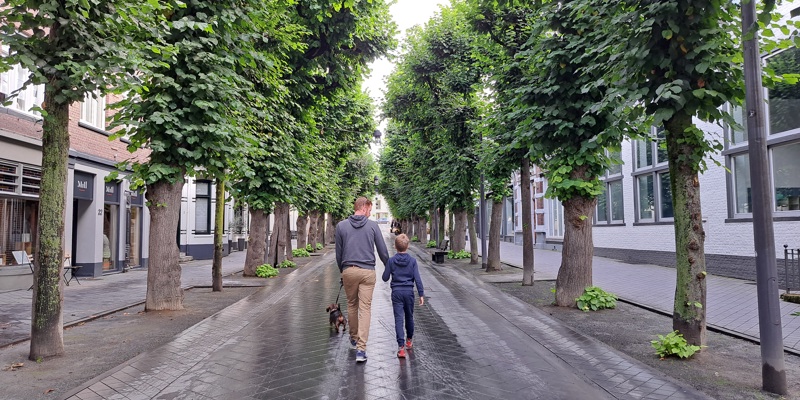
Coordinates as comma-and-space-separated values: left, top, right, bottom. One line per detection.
61, 232, 708, 400
467, 239, 800, 354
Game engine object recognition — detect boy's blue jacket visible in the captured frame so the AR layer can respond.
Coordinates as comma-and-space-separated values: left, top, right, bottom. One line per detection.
381, 252, 424, 297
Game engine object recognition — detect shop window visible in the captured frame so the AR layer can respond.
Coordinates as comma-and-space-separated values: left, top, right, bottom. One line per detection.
0, 198, 38, 267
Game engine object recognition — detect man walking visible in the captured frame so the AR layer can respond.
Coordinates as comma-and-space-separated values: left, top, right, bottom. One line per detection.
336, 196, 390, 362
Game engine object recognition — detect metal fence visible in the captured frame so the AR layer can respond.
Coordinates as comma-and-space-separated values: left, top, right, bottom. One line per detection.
782, 245, 800, 293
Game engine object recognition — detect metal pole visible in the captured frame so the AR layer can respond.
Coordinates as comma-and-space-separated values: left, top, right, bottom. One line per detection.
480, 173, 488, 270
742, 1, 787, 394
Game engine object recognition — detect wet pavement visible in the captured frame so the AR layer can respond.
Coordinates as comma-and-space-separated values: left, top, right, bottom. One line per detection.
63, 236, 707, 400
465, 239, 800, 354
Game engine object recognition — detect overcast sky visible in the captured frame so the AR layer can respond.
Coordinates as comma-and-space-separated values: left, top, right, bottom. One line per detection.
363, 0, 449, 125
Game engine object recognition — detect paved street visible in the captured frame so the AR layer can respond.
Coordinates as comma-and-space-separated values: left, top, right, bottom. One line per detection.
62, 233, 706, 400
466, 239, 800, 354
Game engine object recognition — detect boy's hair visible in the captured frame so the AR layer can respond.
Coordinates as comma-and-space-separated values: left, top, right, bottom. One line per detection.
395, 234, 410, 252
354, 196, 372, 212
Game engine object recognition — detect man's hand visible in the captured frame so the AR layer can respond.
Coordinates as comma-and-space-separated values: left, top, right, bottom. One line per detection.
419, 296, 424, 306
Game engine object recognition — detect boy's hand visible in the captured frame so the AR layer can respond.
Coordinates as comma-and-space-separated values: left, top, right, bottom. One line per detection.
419, 296, 424, 306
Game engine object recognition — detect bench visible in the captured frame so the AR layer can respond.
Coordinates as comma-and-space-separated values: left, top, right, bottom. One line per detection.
431, 239, 449, 264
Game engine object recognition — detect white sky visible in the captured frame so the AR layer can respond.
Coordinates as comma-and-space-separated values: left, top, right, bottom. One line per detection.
363, 0, 449, 128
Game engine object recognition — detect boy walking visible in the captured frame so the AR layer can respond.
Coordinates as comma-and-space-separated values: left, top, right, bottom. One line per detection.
381, 234, 424, 358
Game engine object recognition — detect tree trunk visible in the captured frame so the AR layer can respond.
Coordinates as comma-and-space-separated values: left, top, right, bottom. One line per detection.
666, 110, 707, 347
452, 209, 467, 252
448, 211, 455, 246
429, 207, 437, 244
487, 198, 503, 272
212, 177, 224, 292
29, 88, 69, 361
315, 212, 325, 248
555, 193, 596, 307
468, 209, 478, 264
269, 202, 290, 267
418, 217, 427, 243
244, 209, 267, 276
521, 158, 535, 286
325, 214, 336, 244
307, 210, 319, 251
438, 207, 446, 247
285, 206, 293, 261
144, 179, 185, 311
296, 213, 308, 251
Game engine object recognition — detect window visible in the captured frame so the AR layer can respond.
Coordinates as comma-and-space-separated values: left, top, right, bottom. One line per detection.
548, 199, 565, 239
81, 91, 106, 129
726, 46, 800, 217
633, 127, 673, 222
0, 45, 44, 117
596, 150, 624, 224
195, 180, 211, 234
0, 160, 40, 196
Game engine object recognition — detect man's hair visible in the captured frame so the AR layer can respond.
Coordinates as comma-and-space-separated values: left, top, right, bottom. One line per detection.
354, 196, 372, 212
395, 234, 409, 252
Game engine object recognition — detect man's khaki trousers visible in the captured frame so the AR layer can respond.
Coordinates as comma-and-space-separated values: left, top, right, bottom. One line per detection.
342, 267, 376, 351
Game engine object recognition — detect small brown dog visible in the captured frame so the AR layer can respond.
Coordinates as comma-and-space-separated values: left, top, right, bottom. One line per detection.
326, 303, 346, 332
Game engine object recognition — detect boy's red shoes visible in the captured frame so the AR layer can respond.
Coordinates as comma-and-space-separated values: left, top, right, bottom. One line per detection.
405, 339, 413, 349
397, 347, 406, 358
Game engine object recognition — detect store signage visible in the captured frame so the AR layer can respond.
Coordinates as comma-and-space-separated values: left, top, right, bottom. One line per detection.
73, 172, 94, 201
105, 182, 119, 204
130, 190, 144, 206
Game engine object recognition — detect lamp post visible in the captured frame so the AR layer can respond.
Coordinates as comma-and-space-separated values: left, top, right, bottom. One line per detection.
741, 1, 787, 394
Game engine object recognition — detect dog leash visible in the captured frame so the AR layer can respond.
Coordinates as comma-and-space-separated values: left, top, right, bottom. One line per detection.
335, 281, 343, 304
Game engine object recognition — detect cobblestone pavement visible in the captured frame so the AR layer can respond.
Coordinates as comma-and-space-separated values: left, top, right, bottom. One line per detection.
466, 239, 800, 354
63, 237, 707, 400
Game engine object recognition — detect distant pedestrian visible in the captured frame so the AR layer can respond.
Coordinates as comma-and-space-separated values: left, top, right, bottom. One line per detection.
381, 233, 424, 358
336, 196, 390, 363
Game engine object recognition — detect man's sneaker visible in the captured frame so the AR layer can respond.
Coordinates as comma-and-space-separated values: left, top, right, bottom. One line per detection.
350, 338, 358, 349
405, 339, 413, 349
397, 347, 406, 358
356, 350, 367, 362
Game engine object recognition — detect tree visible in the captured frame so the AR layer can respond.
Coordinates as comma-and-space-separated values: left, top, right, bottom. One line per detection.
510, 0, 630, 306
381, 4, 484, 249
0, 0, 163, 360
114, 0, 272, 310
615, 0, 745, 346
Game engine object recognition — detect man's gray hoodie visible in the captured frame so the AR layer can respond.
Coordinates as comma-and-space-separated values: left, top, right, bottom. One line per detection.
335, 215, 389, 272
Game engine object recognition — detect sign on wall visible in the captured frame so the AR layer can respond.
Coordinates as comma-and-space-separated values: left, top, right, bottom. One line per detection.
73, 172, 94, 201
104, 181, 119, 204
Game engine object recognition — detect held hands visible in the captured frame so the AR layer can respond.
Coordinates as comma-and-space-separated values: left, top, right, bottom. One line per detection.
419, 296, 424, 306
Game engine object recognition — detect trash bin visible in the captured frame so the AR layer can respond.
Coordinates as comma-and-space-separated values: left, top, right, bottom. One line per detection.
432, 252, 446, 264
238, 238, 245, 251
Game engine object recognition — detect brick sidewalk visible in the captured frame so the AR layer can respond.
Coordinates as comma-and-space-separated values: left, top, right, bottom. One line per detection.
466, 239, 800, 354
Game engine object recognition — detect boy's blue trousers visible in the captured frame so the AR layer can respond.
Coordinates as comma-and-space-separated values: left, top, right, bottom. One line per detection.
391, 290, 415, 348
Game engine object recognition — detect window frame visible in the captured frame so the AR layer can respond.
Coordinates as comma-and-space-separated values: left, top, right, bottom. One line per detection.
595, 150, 625, 225
194, 180, 212, 235
632, 127, 673, 224
0, 45, 45, 118
80, 91, 106, 130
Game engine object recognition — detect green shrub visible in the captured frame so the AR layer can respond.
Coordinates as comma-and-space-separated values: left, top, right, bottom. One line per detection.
447, 250, 471, 259
411, 236, 418, 242
277, 260, 297, 268
306, 244, 313, 252
426, 240, 437, 248
255, 264, 278, 278
316, 243, 323, 250
292, 248, 310, 257
575, 286, 618, 312
651, 331, 702, 359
